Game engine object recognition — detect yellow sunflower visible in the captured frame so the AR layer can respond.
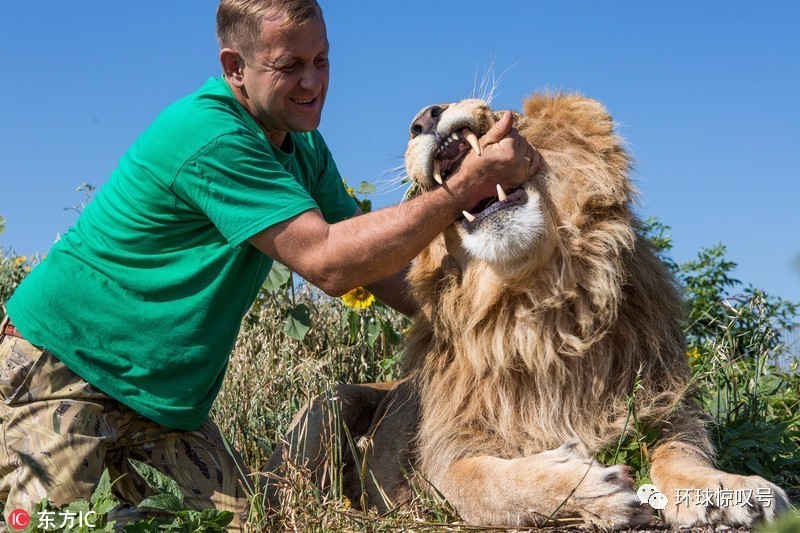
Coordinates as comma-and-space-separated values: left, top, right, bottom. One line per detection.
686, 346, 701, 359
13, 256, 27, 267
342, 179, 356, 198
342, 287, 375, 309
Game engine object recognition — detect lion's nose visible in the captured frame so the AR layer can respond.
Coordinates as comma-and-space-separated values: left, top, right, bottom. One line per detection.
410, 104, 448, 138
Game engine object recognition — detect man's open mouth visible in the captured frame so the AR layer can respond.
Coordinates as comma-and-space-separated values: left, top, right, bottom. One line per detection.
460, 186, 528, 233
290, 96, 317, 106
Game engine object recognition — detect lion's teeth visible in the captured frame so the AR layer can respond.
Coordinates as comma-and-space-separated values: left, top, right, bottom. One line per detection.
433, 160, 443, 185
450, 133, 458, 140
462, 211, 476, 222
464, 130, 481, 156
496, 184, 507, 201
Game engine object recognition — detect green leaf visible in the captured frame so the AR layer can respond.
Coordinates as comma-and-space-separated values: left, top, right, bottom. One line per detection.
357, 198, 372, 213
283, 304, 311, 341
357, 181, 377, 194
91, 469, 113, 504
347, 310, 359, 343
743, 457, 767, 477
89, 468, 123, 516
137, 493, 185, 513
0, 216, 5, 236
183, 509, 233, 529
121, 518, 165, 532
203, 509, 234, 527
367, 318, 382, 345
381, 321, 401, 345
127, 459, 185, 504
66, 499, 91, 513
262, 261, 292, 290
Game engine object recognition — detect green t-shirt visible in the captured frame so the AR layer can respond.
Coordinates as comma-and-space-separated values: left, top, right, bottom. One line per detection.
7, 77, 357, 430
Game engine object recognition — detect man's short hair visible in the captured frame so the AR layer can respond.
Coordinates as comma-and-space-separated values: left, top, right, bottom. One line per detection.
216, 0, 322, 58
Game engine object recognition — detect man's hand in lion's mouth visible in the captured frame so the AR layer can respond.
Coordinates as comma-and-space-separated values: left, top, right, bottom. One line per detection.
432, 127, 481, 185
446, 111, 538, 216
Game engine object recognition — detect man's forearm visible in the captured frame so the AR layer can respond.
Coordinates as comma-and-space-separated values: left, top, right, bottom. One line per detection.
365, 265, 417, 317
318, 184, 462, 295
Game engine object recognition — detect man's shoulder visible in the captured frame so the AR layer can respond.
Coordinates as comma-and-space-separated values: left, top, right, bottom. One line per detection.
135, 77, 259, 162
161, 77, 250, 136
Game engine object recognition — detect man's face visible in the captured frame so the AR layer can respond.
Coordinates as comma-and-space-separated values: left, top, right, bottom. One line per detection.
240, 14, 329, 146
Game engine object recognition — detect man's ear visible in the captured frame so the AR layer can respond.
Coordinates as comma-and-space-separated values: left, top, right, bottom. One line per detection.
220, 48, 245, 87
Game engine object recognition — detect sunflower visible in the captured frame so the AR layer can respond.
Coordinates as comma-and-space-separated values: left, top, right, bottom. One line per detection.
686, 346, 701, 359
13, 256, 27, 267
342, 179, 356, 198
342, 287, 375, 310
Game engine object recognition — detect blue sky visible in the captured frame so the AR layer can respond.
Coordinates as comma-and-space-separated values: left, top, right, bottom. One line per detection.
1, 1, 798, 303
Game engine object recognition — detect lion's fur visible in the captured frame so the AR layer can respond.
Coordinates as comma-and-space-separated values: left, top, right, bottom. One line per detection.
402, 92, 710, 485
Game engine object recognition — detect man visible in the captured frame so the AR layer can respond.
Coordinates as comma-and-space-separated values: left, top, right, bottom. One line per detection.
0, 0, 538, 528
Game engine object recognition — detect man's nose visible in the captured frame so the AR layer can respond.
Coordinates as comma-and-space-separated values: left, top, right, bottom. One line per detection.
300, 65, 325, 91
409, 104, 448, 137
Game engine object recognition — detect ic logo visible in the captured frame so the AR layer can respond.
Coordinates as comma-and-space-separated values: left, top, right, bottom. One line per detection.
8, 509, 30, 530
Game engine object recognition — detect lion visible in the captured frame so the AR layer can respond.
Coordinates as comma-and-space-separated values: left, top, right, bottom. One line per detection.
264, 93, 791, 529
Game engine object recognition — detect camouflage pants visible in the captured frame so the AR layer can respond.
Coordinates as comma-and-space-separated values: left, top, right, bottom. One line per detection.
0, 322, 249, 530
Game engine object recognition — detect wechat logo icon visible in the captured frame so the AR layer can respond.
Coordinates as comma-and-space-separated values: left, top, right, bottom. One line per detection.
638, 484, 668, 510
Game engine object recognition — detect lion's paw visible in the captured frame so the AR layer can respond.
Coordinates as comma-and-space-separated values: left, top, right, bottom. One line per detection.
559, 458, 653, 529
655, 471, 791, 528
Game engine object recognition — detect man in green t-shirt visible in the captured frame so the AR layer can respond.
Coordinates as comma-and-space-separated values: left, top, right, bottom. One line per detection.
0, 0, 539, 528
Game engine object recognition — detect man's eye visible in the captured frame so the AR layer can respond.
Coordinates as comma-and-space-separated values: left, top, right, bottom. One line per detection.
279, 63, 298, 72
315, 57, 328, 67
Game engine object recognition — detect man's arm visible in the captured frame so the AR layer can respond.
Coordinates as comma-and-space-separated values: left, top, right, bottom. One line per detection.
248, 112, 539, 298
364, 263, 415, 316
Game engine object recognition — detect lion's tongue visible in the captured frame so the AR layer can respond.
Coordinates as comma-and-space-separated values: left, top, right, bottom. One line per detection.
462, 187, 527, 227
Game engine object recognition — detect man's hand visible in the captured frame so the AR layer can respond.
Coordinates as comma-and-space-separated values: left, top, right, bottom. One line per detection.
446, 111, 540, 210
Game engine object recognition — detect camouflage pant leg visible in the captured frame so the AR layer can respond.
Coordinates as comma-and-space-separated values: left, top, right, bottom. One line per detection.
0, 334, 249, 530
109, 418, 251, 529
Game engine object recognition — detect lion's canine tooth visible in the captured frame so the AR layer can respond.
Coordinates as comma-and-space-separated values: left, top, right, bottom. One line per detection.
462, 211, 476, 222
464, 129, 481, 156
450, 133, 458, 140
433, 160, 443, 185
496, 184, 507, 201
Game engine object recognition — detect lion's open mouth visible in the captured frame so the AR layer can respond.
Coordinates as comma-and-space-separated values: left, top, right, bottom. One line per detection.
432, 128, 481, 184
461, 186, 528, 233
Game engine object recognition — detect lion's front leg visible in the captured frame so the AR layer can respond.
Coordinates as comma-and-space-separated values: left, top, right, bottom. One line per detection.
650, 440, 791, 528
432, 443, 652, 528
262, 382, 399, 509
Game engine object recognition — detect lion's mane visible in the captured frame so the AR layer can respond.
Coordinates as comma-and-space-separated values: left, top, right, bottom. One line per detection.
402, 93, 710, 483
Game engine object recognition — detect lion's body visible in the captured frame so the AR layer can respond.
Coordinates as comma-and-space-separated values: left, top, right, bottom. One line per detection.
266, 93, 790, 528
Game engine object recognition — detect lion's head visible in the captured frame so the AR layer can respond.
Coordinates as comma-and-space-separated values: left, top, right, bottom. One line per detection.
405, 95, 634, 273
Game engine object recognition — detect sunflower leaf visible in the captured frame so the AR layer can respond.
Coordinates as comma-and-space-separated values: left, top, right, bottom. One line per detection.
263, 261, 292, 290
284, 304, 312, 341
